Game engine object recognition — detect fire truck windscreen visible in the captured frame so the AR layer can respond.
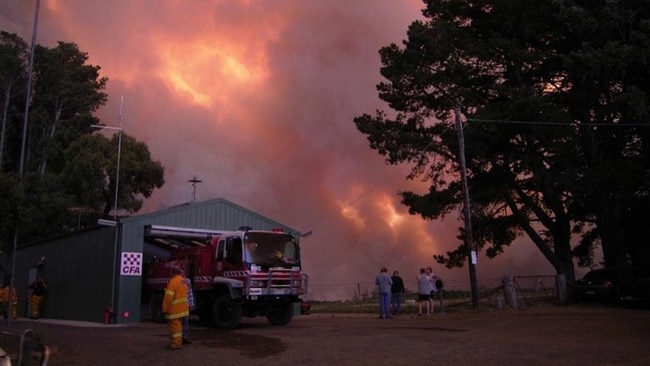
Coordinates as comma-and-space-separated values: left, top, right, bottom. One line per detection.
244, 232, 299, 268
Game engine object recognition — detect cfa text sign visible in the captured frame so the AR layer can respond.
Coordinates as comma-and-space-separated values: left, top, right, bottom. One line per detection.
120, 252, 142, 276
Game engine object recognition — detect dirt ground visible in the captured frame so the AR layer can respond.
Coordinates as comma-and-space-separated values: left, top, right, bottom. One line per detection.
11, 302, 650, 366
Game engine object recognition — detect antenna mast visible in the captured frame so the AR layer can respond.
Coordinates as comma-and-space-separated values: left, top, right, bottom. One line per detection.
188, 175, 202, 203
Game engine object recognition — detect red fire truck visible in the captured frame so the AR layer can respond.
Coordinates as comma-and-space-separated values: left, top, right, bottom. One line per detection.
143, 225, 308, 328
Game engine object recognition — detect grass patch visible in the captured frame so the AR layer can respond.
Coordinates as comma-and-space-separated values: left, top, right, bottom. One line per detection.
307, 290, 559, 314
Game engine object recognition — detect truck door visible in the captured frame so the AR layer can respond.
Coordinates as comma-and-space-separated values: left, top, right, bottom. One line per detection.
224, 237, 243, 269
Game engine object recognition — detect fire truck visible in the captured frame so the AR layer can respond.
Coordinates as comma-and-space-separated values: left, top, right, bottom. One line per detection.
143, 225, 308, 328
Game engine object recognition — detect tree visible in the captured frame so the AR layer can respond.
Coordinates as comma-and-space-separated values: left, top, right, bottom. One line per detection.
61, 132, 165, 219
0, 31, 28, 171
0, 172, 21, 252
29, 41, 107, 176
19, 171, 77, 241
16, 132, 165, 243
557, 1, 650, 270
0, 32, 166, 244
354, 0, 650, 282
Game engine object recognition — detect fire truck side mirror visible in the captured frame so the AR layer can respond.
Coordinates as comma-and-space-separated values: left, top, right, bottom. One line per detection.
216, 242, 224, 260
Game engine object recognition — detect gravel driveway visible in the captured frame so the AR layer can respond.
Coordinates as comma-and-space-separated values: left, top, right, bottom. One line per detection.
10, 303, 650, 366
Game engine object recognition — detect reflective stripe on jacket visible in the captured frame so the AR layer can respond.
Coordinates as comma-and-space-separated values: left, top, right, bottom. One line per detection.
162, 275, 189, 320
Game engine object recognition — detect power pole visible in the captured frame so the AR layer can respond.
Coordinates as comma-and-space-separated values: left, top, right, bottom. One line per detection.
7, 0, 40, 328
455, 108, 479, 309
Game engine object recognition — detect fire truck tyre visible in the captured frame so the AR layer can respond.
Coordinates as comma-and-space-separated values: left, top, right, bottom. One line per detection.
150, 293, 165, 323
198, 309, 213, 324
266, 299, 294, 326
212, 294, 242, 329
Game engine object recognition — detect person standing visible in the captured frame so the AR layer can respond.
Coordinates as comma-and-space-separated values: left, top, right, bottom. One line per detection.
162, 266, 189, 350
181, 270, 195, 345
426, 267, 436, 314
29, 276, 47, 319
0, 283, 5, 319
390, 271, 405, 315
1, 283, 18, 320
417, 268, 431, 316
375, 267, 393, 319
428, 268, 442, 314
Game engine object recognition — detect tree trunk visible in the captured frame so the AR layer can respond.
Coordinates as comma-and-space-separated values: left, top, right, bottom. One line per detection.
597, 198, 627, 269
0, 88, 10, 171
37, 104, 63, 176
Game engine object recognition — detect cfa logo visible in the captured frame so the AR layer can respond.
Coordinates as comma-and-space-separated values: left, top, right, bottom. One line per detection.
120, 252, 142, 277
122, 266, 141, 275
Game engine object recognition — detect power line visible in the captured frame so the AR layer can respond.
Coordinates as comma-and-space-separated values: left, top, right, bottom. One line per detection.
468, 118, 650, 127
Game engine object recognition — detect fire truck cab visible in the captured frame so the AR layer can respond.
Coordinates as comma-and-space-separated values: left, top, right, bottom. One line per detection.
143, 225, 308, 328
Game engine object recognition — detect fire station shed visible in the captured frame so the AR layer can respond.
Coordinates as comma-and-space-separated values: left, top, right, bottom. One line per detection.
12, 198, 299, 324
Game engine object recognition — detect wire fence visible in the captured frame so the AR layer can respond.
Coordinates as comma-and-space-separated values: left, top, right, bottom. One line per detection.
305, 274, 560, 309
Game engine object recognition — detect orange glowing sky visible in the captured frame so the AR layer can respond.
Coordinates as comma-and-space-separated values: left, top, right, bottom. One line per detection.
2, 0, 554, 300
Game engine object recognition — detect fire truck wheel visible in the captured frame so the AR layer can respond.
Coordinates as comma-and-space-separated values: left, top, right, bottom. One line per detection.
266, 299, 294, 326
212, 294, 242, 329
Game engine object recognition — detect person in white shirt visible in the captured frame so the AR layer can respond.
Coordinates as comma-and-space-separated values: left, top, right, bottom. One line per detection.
417, 268, 431, 316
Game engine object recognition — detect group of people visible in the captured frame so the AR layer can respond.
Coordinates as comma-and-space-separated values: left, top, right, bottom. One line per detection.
162, 266, 195, 351
0, 275, 48, 320
374, 268, 407, 318
375, 266, 442, 318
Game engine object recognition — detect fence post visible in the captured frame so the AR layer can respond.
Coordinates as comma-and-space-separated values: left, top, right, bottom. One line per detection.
555, 274, 567, 304
438, 289, 445, 314
357, 283, 361, 309
502, 274, 518, 309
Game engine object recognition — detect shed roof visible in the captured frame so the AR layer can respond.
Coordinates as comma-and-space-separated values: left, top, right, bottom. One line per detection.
121, 197, 298, 233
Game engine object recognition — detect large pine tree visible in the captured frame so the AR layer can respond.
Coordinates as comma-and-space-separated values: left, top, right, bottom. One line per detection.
354, 0, 650, 281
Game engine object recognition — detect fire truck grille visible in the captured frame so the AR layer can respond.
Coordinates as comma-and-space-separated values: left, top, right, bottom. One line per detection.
250, 270, 302, 291
269, 279, 291, 287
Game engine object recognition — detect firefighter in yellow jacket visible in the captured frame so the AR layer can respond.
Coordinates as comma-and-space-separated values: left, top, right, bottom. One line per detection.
0, 284, 18, 320
162, 266, 189, 350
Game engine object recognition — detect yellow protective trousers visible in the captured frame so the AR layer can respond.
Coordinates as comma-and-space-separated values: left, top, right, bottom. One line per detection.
167, 318, 183, 348
31, 295, 44, 318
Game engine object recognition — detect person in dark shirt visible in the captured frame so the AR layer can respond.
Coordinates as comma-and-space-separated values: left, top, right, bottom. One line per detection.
390, 271, 405, 315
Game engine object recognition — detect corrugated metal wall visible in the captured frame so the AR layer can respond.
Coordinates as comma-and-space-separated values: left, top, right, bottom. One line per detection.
13, 226, 115, 323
